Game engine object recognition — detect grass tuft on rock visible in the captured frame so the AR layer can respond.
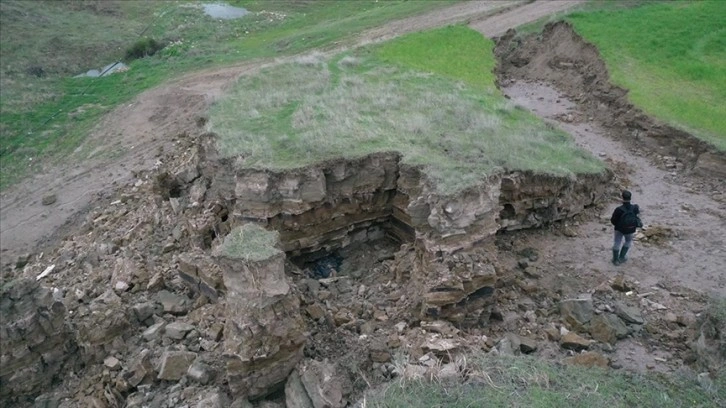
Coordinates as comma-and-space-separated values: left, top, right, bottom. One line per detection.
215, 224, 282, 262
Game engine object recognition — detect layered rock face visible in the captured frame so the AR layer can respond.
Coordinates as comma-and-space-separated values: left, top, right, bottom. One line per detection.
205, 151, 609, 328
205, 152, 403, 262
0, 279, 76, 402
216, 245, 307, 399
498, 171, 608, 231
206, 151, 608, 254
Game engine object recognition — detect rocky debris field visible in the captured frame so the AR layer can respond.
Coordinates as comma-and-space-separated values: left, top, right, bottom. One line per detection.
1, 126, 722, 407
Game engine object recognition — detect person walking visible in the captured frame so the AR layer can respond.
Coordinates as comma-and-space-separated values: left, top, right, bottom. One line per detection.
610, 190, 642, 265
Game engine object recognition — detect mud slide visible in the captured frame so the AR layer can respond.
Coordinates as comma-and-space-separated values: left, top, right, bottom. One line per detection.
0, 0, 585, 271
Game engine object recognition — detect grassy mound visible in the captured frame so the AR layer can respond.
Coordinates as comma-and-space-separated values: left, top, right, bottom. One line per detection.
0, 0, 458, 189
365, 354, 725, 407
210, 26, 602, 195
567, 1, 726, 151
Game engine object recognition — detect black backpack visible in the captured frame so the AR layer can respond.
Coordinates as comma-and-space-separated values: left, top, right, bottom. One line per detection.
618, 206, 642, 231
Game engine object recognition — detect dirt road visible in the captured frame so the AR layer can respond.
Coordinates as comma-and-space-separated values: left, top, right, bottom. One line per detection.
503, 82, 726, 297
0, 0, 586, 269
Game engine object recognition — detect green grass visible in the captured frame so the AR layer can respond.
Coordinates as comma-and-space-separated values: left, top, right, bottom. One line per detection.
215, 224, 281, 261
566, 1, 726, 150
210, 26, 603, 195
366, 355, 725, 408
0, 0, 461, 189
514, 0, 652, 37
375, 25, 497, 92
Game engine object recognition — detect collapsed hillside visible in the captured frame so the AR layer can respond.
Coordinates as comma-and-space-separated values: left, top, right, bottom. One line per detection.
1, 124, 609, 405
2, 18, 724, 408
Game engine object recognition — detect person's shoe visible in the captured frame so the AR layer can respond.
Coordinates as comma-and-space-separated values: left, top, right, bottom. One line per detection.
618, 246, 630, 264
612, 249, 620, 265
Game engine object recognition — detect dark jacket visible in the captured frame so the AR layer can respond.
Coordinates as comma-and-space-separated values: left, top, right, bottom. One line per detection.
611, 202, 640, 234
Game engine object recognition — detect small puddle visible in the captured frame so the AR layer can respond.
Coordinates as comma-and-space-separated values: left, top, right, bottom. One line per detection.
203, 3, 249, 20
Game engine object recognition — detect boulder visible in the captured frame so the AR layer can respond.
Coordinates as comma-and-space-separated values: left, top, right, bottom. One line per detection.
165, 322, 194, 340
561, 332, 592, 351
187, 359, 213, 385
0, 279, 75, 402
127, 349, 155, 387
131, 302, 158, 323
560, 295, 593, 329
402, 247, 497, 328
156, 290, 190, 315
177, 252, 224, 301
285, 369, 314, 408
142, 321, 166, 341
615, 302, 644, 324
158, 351, 197, 381
516, 335, 538, 354
104, 356, 121, 371
589, 313, 628, 344
305, 303, 326, 320
299, 360, 346, 408
41, 194, 57, 206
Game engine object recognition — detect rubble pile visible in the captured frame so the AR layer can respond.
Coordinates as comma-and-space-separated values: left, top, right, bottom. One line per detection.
1, 133, 703, 408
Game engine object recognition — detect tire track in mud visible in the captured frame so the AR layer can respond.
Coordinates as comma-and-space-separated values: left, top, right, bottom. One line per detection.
0, 0, 586, 267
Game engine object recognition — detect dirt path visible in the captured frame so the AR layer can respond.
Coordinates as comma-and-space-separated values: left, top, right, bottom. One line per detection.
1, 0, 587, 269
502, 82, 726, 297
500, 82, 726, 374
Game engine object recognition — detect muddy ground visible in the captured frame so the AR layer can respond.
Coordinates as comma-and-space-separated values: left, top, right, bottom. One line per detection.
1, 1, 724, 407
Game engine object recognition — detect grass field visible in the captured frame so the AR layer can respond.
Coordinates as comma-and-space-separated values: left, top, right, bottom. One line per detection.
0, 0, 459, 189
210, 26, 603, 195
365, 354, 725, 408
567, 1, 726, 150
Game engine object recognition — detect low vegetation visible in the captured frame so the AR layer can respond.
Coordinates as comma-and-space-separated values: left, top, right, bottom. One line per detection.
215, 224, 281, 261
210, 26, 602, 195
567, 1, 726, 150
124, 37, 165, 62
0, 0, 459, 189
365, 354, 724, 408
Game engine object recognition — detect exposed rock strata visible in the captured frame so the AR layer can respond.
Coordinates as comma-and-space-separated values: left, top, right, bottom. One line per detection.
216, 234, 307, 399
0, 279, 76, 403
202, 148, 609, 327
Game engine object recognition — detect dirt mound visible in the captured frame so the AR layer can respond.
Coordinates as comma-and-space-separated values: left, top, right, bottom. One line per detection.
495, 21, 726, 180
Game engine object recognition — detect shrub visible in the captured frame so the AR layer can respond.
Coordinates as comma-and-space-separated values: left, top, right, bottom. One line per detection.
124, 37, 164, 61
